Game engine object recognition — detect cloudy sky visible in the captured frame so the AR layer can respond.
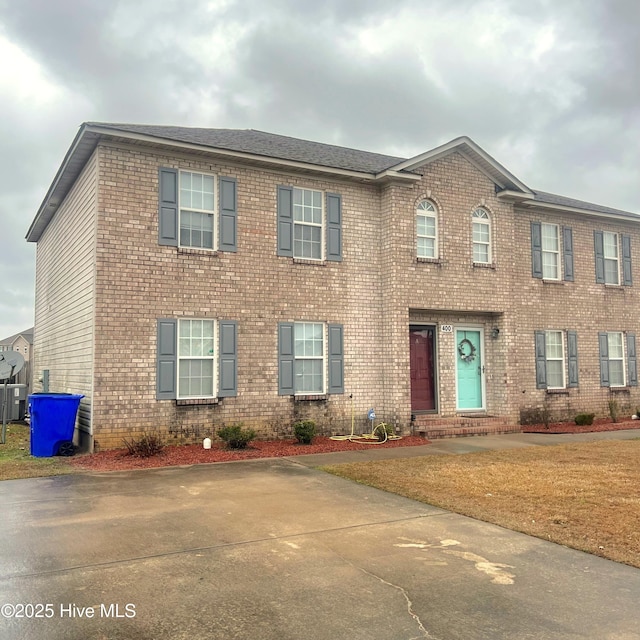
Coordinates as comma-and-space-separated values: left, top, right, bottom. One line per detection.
0, 0, 638, 339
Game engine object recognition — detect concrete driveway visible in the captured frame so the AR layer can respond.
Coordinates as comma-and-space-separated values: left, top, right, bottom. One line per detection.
1, 454, 639, 639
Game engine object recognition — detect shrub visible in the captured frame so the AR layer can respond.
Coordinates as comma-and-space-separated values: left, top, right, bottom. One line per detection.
373, 423, 394, 441
608, 399, 619, 423
123, 433, 165, 458
574, 413, 595, 426
293, 420, 316, 444
217, 424, 256, 449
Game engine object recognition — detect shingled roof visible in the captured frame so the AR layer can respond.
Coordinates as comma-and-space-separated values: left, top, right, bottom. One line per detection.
27, 123, 639, 242
85, 123, 408, 175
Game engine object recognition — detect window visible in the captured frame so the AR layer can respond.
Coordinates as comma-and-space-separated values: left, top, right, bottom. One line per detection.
541, 224, 560, 280
293, 188, 323, 260
603, 232, 619, 285
595, 231, 632, 286
278, 322, 344, 395
158, 168, 237, 252
178, 319, 215, 398
156, 318, 238, 400
598, 331, 638, 388
535, 330, 578, 389
531, 223, 574, 281
294, 322, 324, 393
416, 200, 438, 259
472, 209, 491, 264
277, 186, 342, 262
179, 171, 215, 249
544, 331, 565, 388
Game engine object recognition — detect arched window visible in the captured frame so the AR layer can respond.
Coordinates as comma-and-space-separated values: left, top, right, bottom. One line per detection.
472, 208, 491, 264
416, 200, 438, 259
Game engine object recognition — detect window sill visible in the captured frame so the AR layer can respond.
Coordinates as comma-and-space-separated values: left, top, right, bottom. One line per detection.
416, 256, 441, 264
292, 258, 327, 266
608, 387, 631, 393
546, 388, 570, 395
294, 394, 327, 401
603, 283, 626, 290
473, 262, 496, 269
177, 247, 219, 257
542, 279, 564, 285
176, 398, 219, 406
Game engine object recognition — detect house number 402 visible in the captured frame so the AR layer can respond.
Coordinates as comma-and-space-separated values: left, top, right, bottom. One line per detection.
440, 325, 453, 333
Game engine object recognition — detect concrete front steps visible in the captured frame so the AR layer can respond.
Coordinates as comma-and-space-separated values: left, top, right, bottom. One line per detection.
412, 414, 520, 439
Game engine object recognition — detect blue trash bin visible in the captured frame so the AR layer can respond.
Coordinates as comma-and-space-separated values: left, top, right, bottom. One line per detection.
28, 393, 84, 457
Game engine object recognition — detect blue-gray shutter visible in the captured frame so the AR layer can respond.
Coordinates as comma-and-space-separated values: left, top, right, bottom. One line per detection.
567, 330, 579, 387
622, 235, 632, 286
277, 186, 293, 257
531, 222, 543, 278
534, 331, 547, 389
158, 168, 178, 246
563, 227, 574, 282
326, 193, 342, 262
594, 231, 605, 284
598, 332, 610, 387
218, 321, 238, 397
157, 319, 177, 399
627, 333, 637, 387
278, 323, 295, 395
219, 177, 237, 252
328, 324, 344, 394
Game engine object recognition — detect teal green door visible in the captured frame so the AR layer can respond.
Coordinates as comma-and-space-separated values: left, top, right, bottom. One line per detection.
456, 329, 483, 410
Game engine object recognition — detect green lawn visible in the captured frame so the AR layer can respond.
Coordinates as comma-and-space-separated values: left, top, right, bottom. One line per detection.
0, 423, 77, 480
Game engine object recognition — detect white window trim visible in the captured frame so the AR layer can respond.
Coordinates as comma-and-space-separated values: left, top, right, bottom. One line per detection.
177, 318, 217, 400
541, 223, 561, 280
293, 321, 327, 395
607, 331, 626, 387
293, 187, 324, 261
472, 208, 491, 264
416, 200, 438, 259
179, 170, 217, 251
545, 330, 566, 389
603, 231, 620, 285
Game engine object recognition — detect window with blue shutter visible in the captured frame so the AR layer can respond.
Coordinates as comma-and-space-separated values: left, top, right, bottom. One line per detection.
156, 318, 237, 400
278, 323, 295, 394
277, 186, 343, 261
598, 332, 610, 387
159, 168, 237, 251
594, 231, 605, 284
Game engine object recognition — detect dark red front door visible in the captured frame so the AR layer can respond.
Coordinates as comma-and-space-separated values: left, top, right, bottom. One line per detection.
410, 327, 436, 411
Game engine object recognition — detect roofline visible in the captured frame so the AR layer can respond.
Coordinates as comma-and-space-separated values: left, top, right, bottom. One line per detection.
26, 124, 92, 242
389, 136, 533, 194
515, 198, 640, 223
27, 124, 422, 241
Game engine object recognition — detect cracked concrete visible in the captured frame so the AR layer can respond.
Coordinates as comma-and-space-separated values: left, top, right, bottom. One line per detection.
1, 455, 639, 639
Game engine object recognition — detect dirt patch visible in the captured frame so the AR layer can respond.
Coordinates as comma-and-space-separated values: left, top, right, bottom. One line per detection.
69, 435, 429, 472
521, 417, 639, 434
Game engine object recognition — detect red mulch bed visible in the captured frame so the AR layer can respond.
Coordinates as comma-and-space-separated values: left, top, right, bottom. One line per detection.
521, 417, 640, 434
69, 435, 429, 472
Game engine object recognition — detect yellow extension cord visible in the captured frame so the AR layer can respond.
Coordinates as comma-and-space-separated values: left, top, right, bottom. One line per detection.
329, 395, 403, 445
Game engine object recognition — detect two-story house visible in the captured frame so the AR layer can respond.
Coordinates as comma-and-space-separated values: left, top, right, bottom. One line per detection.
27, 124, 640, 451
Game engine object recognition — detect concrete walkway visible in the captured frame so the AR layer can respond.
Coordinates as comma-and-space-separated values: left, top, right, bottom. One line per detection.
0, 429, 639, 639
287, 426, 640, 466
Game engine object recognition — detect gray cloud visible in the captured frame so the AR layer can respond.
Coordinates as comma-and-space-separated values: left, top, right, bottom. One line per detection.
0, 0, 638, 338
